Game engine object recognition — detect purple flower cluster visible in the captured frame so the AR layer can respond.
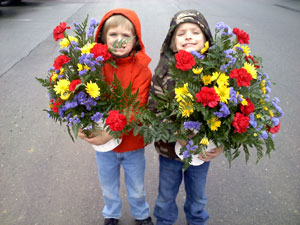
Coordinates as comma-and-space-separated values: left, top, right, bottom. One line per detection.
190, 51, 205, 60
184, 121, 202, 131
249, 113, 257, 128
221, 49, 237, 72
75, 91, 97, 110
91, 112, 103, 122
229, 87, 238, 105
215, 22, 233, 36
182, 140, 198, 159
67, 115, 81, 127
214, 102, 230, 118
88, 18, 99, 38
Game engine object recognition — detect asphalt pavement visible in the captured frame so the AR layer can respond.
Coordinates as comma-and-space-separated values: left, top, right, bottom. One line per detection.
0, 0, 300, 225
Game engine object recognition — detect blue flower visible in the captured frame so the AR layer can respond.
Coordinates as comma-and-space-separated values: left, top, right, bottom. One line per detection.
215, 22, 225, 30
186, 140, 198, 152
79, 69, 88, 76
190, 51, 205, 59
271, 117, 280, 126
214, 102, 230, 118
91, 112, 103, 122
249, 113, 257, 128
183, 150, 191, 159
260, 131, 269, 139
229, 87, 238, 105
184, 121, 202, 131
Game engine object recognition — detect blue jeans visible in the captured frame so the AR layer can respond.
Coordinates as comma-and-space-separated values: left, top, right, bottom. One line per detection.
96, 148, 150, 220
154, 155, 210, 225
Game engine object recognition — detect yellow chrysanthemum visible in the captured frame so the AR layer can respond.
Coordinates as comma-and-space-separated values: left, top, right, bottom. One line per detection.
200, 137, 209, 146
81, 43, 96, 54
211, 72, 220, 81
260, 99, 265, 104
192, 67, 203, 74
261, 87, 266, 94
175, 83, 193, 103
77, 63, 83, 71
51, 72, 58, 82
208, 117, 221, 131
233, 43, 241, 51
253, 133, 258, 137
214, 85, 230, 103
264, 106, 268, 111
54, 79, 70, 95
243, 62, 257, 79
200, 41, 209, 54
59, 36, 78, 49
202, 75, 212, 85
59, 68, 64, 75
49, 104, 53, 109
269, 110, 274, 117
86, 81, 100, 98
216, 73, 229, 86
179, 102, 194, 118
241, 45, 251, 56
256, 114, 261, 119
60, 91, 71, 100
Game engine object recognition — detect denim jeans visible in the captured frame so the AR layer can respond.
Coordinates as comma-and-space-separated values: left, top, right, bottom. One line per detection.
154, 155, 210, 225
96, 148, 150, 220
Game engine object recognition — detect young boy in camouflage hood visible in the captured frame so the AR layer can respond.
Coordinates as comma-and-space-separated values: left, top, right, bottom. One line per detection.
148, 10, 223, 225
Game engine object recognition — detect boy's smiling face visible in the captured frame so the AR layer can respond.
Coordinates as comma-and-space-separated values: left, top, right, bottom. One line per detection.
174, 22, 206, 53
105, 25, 136, 57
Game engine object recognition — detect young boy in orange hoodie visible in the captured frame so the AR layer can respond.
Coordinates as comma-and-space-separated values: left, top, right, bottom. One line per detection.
78, 8, 153, 225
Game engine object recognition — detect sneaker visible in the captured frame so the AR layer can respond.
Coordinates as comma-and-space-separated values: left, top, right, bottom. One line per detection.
135, 217, 153, 225
104, 218, 119, 225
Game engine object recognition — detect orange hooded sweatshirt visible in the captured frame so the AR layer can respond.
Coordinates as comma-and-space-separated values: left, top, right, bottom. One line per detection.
94, 8, 152, 153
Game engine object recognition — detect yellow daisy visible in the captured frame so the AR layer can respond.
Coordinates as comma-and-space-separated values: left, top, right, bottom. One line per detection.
54, 79, 70, 95
200, 137, 209, 145
216, 73, 229, 86
202, 75, 212, 85
214, 85, 230, 104
175, 83, 193, 103
60, 91, 71, 100
179, 102, 194, 118
86, 81, 100, 98
51, 72, 58, 82
241, 45, 251, 56
208, 117, 221, 131
81, 43, 96, 54
192, 67, 203, 75
200, 41, 209, 54
211, 72, 220, 81
243, 62, 257, 79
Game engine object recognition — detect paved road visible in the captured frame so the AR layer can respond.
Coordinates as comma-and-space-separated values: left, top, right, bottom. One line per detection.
0, 0, 300, 224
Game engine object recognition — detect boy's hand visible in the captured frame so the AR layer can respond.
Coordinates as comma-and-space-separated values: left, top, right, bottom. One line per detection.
198, 145, 224, 162
78, 129, 113, 145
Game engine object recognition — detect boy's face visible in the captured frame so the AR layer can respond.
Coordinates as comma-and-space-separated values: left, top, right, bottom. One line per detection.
105, 25, 136, 57
174, 22, 206, 53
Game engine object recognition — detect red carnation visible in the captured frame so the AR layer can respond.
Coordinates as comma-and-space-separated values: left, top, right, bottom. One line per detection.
52, 100, 62, 114
267, 121, 281, 134
229, 68, 253, 87
232, 112, 249, 133
69, 79, 82, 91
53, 22, 70, 41
195, 87, 220, 108
175, 50, 196, 71
246, 55, 260, 69
240, 98, 255, 115
233, 27, 250, 44
90, 44, 111, 61
53, 55, 71, 70
106, 110, 127, 131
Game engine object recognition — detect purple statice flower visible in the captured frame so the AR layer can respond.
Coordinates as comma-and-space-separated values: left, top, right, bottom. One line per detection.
273, 97, 280, 103
271, 117, 280, 126
256, 126, 263, 131
66, 113, 72, 121
58, 74, 64, 79
75, 91, 88, 104
224, 49, 234, 55
79, 69, 88, 76
215, 22, 225, 31
260, 131, 269, 139
48, 67, 55, 72
75, 91, 97, 111
68, 115, 81, 127
214, 102, 230, 118
74, 47, 81, 51
62, 100, 78, 111
73, 22, 79, 30
190, 50, 205, 59
186, 140, 198, 152
249, 113, 257, 128
89, 18, 99, 27
184, 121, 202, 131
264, 72, 269, 79
58, 108, 64, 118
229, 87, 238, 105
183, 150, 191, 159
271, 102, 284, 118
220, 64, 228, 72
235, 46, 243, 52
96, 56, 104, 62
91, 112, 103, 122
71, 41, 78, 47
265, 94, 270, 102
81, 112, 85, 118
59, 48, 70, 54
265, 87, 271, 94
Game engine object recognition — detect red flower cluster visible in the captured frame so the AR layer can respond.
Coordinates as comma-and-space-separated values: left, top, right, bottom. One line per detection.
267, 121, 281, 134
240, 98, 255, 115
195, 87, 220, 108
233, 28, 249, 44
246, 55, 260, 69
90, 44, 111, 62
50, 99, 62, 113
229, 68, 253, 87
175, 50, 195, 71
53, 22, 70, 41
53, 55, 71, 70
232, 112, 250, 133
69, 79, 81, 91
106, 110, 127, 131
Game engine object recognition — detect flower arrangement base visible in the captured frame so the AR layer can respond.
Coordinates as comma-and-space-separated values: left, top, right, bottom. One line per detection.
92, 138, 121, 152
175, 141, 216, 166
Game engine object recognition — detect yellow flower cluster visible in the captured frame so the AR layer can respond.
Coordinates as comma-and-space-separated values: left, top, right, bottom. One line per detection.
175, 83, 194, 117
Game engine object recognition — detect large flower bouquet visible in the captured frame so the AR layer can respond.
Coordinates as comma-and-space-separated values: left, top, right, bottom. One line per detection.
144, 22, 283, 168
36, 16, 141, 141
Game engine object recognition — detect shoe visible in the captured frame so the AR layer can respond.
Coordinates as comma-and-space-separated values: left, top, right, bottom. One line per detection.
135, 216, 153, 225
104, 218, 119, 225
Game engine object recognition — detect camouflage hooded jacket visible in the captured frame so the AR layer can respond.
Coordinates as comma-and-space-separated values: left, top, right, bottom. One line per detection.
148, 10, 213, 159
